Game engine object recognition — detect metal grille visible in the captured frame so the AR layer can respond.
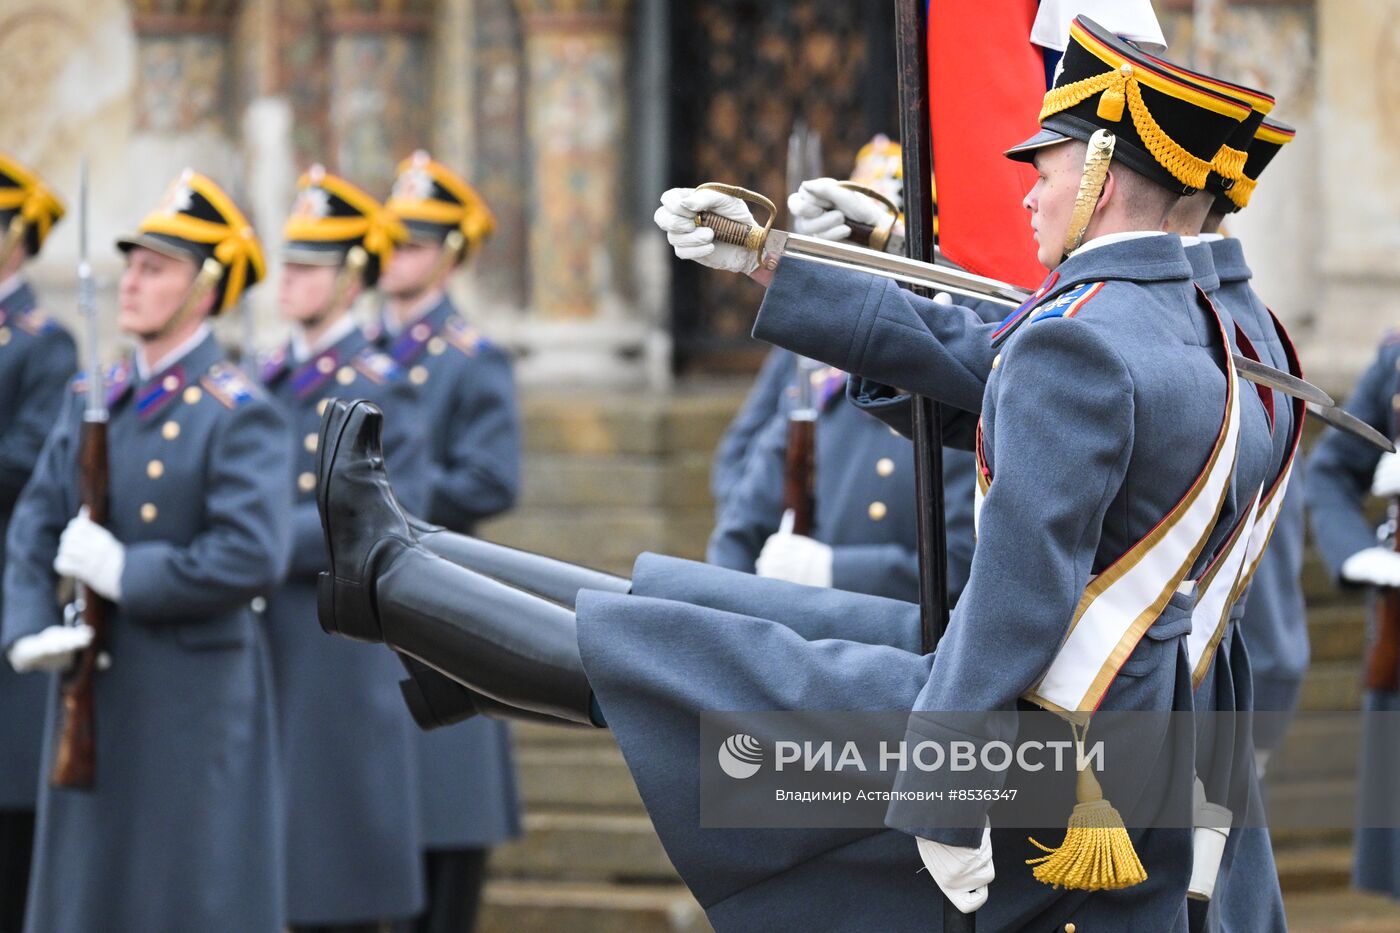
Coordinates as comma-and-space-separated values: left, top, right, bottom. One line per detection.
669, 2, 898, 374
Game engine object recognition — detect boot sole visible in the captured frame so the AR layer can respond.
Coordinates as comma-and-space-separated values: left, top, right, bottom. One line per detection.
315, 398, 388, 643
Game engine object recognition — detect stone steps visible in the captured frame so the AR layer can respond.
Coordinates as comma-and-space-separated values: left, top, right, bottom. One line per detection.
1284, 889, 1400, 933
1275, 843, 1355, 894
479, 880, 712, 933
516, 745, 645, 813
492, 811, 681, 884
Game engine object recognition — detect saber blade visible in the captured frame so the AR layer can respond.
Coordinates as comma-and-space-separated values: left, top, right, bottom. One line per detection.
1308, 402, 1396, 454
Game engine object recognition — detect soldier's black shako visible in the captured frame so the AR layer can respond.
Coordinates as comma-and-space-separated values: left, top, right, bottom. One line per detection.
1005, 16, 1253, 195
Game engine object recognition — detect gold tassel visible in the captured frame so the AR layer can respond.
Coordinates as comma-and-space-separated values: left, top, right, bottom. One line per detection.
1096, 84, 1127, 123
1025, 725, 1147, 891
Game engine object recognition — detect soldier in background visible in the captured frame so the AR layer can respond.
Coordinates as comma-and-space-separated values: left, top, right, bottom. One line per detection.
1306, 320, 1400, 902
707, 135, 904, 518
260, 166, 429, 933
375, 151, 522, 933
708, 137, 982, 604
0, 153, 75, 933
2, 171, 291, 932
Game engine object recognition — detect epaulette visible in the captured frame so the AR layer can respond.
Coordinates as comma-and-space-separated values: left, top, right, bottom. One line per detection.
200, 363, 257, 409
1029, 281, 1106, 324
260, 347, 290, 384
15, 308, 58, 336
72, 360, 128, 396
443, 316, 489, 356
351, 347, 401, 385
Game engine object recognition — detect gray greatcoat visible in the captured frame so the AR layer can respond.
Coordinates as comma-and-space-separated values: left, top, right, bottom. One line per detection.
0, 282, 77, 810
371, 294, 522, 851
2, 333, 292, 932
260, 326, 429, 923
574, 235, 1275, 931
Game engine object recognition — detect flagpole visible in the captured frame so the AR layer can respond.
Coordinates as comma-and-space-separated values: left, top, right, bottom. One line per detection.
894, 2, 975, 927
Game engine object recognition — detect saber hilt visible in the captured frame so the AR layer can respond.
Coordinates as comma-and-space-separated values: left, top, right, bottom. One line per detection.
695, 183, 777, 263
837, 182, 901, 253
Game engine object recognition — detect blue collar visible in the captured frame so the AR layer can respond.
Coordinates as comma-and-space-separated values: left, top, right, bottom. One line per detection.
1183, 242, 1221, 294
1207, 238, 1252, 285
0, 281, 35, 316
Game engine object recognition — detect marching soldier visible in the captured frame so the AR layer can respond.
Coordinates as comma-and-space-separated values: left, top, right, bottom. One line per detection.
259, 166, 428, 931
312, 17, 1276, 930
376, 151, 522, 932
1306, 257, 1400, 899
1203, 121, 1309, 771
1164, 99, 1300, 931
2, 171, 290, 931
0, 153, 75, 932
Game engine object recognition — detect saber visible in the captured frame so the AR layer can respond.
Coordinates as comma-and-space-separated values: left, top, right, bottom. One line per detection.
694, 183, 1351, 418
1308, 402, 1396, 454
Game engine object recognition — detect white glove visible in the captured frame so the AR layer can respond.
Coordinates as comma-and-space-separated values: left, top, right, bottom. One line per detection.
1341, 547, 1400, 588
1373, 452, 1400, 498
8, 624, 94, 673
917, 822, 994, 914
787, 178, 903, 254
1188, 777, 1232, 901
54, 508, 125, 602
653, 188, 760, 275
756, 527, 834, 588
1254, 748, 1272, 782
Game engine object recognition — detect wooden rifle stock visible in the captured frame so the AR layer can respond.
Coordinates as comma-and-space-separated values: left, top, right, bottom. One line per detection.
1368, 468, 1400, 690
51, 415, 111, 789
783, 413, 817, 537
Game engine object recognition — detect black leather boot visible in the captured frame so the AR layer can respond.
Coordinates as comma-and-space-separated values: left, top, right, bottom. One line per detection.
397, 654, 593, 730
317, 399, 597, 725
407, 518, 630, 609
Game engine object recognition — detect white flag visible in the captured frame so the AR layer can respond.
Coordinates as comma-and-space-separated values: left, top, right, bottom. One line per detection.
1031, 1, 1167, 53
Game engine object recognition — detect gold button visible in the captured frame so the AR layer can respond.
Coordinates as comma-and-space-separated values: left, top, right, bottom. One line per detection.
1119, 63, 1133, 76
298, 471, 316, 493
336, 366, 355, 385
876, 457, 895, 477
428, 337, 446, 356
409, 365, 429, 385
317, 356, 335, 374
162, 374, 179, 391
146, 459, 164, 479
868, 501, 887, 521
1064, 925, 1076, 933
305, 432, 318, 453
991, 353, 1002, 370
0, 327, 10, 345
140, 503, 158, 523
183, 386, 202, 404
412, 323, 431, 341
162, 420, 180, 440
317, 398, 330, 416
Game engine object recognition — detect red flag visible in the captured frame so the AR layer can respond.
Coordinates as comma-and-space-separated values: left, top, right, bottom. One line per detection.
928, 0, 1045, 288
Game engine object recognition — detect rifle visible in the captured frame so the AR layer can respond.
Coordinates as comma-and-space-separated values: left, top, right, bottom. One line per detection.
52, 158, 111, 790
782, 358, 821, 537
1367, 402, 1400, 692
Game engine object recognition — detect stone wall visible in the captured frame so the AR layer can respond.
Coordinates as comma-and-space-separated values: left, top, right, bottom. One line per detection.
8, 0, 1399, 392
